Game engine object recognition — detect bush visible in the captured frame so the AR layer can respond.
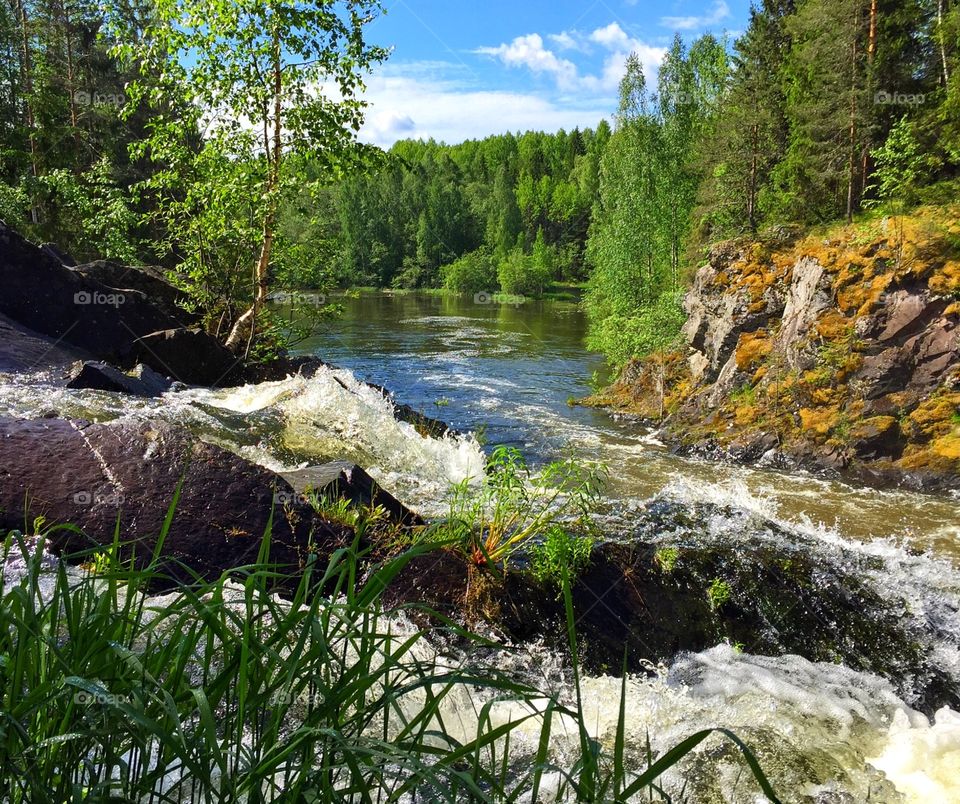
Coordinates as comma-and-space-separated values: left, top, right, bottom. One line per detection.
440, 248, 497, 293
586, 292, 686, 366
497, 247, 552, 298
435, 445, 608, 569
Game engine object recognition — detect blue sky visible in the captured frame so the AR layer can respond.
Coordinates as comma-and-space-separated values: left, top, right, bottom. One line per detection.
357, 0, 751, 147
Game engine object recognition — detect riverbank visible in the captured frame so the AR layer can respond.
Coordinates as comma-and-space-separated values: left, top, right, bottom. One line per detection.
586, 206, 960, 493
2, 223, 960, 800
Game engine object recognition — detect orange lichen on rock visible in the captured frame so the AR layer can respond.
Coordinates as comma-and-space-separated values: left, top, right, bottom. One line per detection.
903, 391, 960, 442
930, 260, 960, 296
799, 406, 839, 439
814, 310, 853, 342
735, 330, 772, 372
836, 272, 893, 316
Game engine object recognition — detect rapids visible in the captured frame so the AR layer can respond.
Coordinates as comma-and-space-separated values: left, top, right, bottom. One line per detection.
1, 289, 958, 801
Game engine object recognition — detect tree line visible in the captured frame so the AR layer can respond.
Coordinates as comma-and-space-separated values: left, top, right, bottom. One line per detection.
586, 0, 960, 363
0, 0, 957, 364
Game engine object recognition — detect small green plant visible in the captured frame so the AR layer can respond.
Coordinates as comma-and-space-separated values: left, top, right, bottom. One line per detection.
654, 546, 680, 573
729, 382, 757, 406
708, 577, 733, 610
436, 446, 608, 569
528, 525, 594, 592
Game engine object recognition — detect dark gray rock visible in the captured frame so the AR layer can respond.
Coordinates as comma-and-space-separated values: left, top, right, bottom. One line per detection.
0, 314, 87, 374
0, 416, 351, 586
131, 327, 242, 387
283, 461, 424, 527
0, 222, 183, 363
73, 260, 199, 326
66, 361, 178, 397
40, 242, 77, 267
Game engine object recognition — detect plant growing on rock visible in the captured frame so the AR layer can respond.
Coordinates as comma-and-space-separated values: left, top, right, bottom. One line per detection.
438, 446, 608, 571
528, 525, 594, 593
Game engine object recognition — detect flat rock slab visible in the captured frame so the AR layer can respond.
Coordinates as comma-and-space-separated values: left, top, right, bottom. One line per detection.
66, 361, 179, 397
282, 461, 424, 527
0, 314, 87, 374
0, 416, 350, 584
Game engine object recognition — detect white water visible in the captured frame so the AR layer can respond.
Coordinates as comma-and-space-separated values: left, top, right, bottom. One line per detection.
2, 356, 960, 800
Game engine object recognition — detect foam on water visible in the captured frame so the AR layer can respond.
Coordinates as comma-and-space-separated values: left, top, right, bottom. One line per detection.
182, 367, 487, 513
868, 707, 960, 801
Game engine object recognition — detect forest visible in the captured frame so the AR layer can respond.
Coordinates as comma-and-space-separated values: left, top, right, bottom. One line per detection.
1, 0, 958, 364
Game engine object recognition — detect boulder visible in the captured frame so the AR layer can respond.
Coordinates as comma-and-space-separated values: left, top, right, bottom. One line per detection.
73, 260, 198, 326
0, 416, 351, 586
0, 223, 237, 386
66, 361, 179, 397
0, 314, 87, 374
131, 327, 242, 387
282, 462, 424, 527
0, 222, 182, 362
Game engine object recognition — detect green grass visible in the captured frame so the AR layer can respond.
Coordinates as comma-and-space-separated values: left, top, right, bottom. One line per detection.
0, 497, 781, 802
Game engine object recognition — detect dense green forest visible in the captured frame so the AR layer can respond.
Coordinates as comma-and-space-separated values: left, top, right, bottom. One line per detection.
1, 0, 958, 364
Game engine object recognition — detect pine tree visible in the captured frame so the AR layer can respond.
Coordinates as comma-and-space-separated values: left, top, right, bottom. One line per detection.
776, 0, 874, 223
695, 1, 793, 240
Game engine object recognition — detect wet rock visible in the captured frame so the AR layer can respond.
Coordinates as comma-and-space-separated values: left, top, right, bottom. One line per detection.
66, 361, 178, 397
0, 416, 350, 586
131, 327, 242, 387
389, 500, 958, 714
282, 462, 424, 527
728, 432, 780, 462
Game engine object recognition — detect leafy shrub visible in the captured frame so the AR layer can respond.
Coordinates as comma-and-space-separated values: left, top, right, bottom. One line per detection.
436, 446, 607, 568
440, 248, 497, 293
586, 292, 686, 366
528, 525, 594, 592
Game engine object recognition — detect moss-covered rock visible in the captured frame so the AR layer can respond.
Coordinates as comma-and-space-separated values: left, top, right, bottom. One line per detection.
590, 205, 960, 489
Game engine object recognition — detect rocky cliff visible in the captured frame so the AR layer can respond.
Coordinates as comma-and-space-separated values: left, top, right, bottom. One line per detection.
590, 206, 960, 489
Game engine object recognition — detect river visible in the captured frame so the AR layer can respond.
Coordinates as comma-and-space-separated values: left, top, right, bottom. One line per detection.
1, 289, 959, 801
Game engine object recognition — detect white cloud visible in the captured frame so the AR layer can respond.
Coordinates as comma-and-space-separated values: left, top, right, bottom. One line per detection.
475, 34, 579, 90
356, 64, 614, 147
476, 23, 665, 95
589, 22, 632, 50
547, 31, 581, 52
660, 0, 731, 31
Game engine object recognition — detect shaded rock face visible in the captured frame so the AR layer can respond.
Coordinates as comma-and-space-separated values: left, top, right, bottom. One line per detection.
387, 500, 958, 715
0, 416, 351, 586
0, 223, 237, 387
131, 327, 242, 387
73, 260, 199, 327
0, 314, 87, 374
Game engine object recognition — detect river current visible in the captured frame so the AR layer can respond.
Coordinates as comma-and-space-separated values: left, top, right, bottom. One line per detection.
1, 290, 959, 801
